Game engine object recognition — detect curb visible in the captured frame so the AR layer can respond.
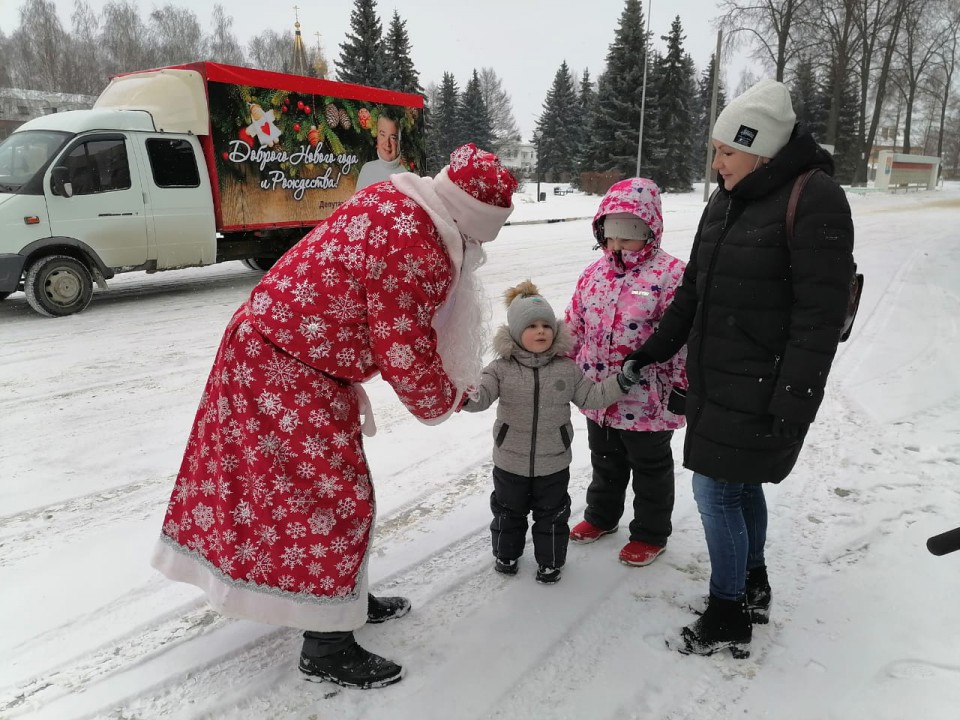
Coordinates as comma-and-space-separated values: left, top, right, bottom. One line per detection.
503, 216, 593, 227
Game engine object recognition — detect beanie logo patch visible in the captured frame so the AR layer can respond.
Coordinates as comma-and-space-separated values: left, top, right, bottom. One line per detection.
733, 125, 758, 147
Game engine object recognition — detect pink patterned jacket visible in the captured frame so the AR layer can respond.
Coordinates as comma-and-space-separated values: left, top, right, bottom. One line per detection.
565, 178, 688, 432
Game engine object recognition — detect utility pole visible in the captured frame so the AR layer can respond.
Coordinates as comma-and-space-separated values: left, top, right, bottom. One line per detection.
635, 0, 653, 177
535, 134, 542, 202
703, 30, 723, 202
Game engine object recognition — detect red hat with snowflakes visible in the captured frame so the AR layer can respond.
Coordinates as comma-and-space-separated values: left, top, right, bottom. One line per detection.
435, 143, 516, 243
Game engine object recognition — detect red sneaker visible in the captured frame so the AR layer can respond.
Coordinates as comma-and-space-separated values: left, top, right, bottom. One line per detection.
619, 541, 665, 566
569, 520, 618, 544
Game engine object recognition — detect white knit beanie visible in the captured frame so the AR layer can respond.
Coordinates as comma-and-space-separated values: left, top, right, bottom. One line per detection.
712, 79, 796, 158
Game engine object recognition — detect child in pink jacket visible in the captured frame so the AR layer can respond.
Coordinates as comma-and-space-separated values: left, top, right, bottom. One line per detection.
565, 177, 687, 567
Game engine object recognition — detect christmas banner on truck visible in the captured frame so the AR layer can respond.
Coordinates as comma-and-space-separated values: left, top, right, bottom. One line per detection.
207, 74, 425, 230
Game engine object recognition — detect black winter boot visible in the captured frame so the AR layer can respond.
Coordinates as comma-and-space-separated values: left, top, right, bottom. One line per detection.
366, 593, 412, 624
677, 594, 752, 658
746, 566, 772, 625
299, 640, 404, 688
689, 566, 772, 625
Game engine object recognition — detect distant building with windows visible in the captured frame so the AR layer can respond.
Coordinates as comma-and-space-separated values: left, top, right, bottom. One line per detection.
0, 88, 97, 140
498, 142, 537, 175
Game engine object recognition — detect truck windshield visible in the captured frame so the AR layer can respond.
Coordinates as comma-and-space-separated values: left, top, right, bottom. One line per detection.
0, 130, 71, 193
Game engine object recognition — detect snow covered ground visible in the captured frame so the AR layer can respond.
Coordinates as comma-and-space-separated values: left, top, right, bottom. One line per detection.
1, 180, 959, 720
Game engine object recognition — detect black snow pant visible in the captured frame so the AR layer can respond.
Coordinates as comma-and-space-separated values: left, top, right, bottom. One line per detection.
490, 465, 571, 569
302, 631, 354, 657
584, 420, 675, 547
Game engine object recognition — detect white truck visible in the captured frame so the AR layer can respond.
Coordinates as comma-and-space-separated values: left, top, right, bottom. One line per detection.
0, 62, 424, 316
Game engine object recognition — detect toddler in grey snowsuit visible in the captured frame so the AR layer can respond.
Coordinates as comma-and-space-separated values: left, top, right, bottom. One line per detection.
462, 281, 641, 584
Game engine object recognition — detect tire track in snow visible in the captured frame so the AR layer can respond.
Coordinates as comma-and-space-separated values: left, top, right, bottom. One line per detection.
0, 453, 501, 720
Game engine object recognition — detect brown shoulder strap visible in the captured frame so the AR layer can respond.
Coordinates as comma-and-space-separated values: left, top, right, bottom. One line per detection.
785, 169, 819, 245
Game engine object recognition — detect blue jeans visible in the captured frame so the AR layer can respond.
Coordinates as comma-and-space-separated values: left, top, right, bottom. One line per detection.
691, 472, 767, 601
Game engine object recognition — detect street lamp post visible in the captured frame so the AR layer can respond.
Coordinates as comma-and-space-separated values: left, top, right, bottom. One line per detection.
535, 134, 542, 202
635, 0, 653, 177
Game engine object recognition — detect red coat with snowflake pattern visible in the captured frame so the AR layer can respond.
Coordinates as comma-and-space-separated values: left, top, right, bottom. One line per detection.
152, 181, 462, 630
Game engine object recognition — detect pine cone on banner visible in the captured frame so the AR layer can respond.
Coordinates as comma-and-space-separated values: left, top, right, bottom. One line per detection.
325, 104, 340, 127
339, 109, 351, 129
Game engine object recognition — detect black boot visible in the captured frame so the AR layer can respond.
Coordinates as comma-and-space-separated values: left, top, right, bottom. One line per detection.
678, 594, 752, 658
690, 567, 772, 625
746, 566, 772, 625
366, 593, 412, 624
299, 633, 403, 689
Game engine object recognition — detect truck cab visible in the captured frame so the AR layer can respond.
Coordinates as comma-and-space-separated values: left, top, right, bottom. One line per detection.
0, 106, 216, 316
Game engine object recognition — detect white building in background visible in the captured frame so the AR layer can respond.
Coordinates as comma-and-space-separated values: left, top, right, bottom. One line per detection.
0, 88, 97, 140
499, 142, 537, 174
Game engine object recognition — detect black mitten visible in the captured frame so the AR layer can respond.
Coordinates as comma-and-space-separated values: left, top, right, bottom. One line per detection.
622, 348, 654, 370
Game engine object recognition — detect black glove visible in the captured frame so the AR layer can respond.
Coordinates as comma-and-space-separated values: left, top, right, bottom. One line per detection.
623, 348, 654, 370
771, 416, 808, 439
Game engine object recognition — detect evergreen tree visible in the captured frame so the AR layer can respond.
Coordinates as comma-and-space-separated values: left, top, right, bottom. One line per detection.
459, 69, 494, 152
384, 10, 422, 95
575, 68, 598, 182
823, 64, 859, 184
791, 56, 828, 141
430, 71, 462, 168
585, 0, 649, 176
649, 16, 696, 191
337, 0, 386, 88
692, 54, 726, 182
535, 60, 581, 181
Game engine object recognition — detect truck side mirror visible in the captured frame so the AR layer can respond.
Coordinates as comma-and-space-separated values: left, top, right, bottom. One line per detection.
51, 166, 74, 198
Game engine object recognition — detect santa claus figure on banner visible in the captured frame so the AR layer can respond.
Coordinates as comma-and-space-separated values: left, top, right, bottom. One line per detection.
151, 143, 517, 688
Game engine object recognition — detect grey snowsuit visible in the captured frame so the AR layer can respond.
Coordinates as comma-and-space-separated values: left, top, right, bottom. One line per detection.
463, 324, 624, 567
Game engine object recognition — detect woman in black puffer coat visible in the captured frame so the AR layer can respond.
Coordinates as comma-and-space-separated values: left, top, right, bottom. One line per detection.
625, 79, 855, 658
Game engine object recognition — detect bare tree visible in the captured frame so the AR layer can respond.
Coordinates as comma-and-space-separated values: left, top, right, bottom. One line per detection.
205, 4, 245, 65
847, 0, 909, 182
0, 28, 12, 87
100, 0, 156, 76
811, 0, 863, 145
67, 0, 106, 94
891, 0, 953, 153
9, 0, 68, 91
248, 29, 291, 73
929, 4, 960, 160
478, 67, 521, 155
150, 5, 205, 66
717, 0, 818, 81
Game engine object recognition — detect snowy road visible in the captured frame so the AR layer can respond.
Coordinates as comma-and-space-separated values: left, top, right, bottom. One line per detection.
1, 186, 959, 719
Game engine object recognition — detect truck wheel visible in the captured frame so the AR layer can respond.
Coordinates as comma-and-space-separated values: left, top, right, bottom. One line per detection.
24, 255, 94, 317
242, 257, 277, 272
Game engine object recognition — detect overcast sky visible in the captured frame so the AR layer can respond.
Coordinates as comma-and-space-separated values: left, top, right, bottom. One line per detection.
1, 0, 753, 140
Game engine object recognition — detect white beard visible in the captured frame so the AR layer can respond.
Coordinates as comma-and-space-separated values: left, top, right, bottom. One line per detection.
390, 172, 494, 398
431, 240, 490, 393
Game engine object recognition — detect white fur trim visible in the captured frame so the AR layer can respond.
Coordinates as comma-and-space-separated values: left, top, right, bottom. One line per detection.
390, 172, 491, 418
433, 169, 514, 244
151, 537, 367, 631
